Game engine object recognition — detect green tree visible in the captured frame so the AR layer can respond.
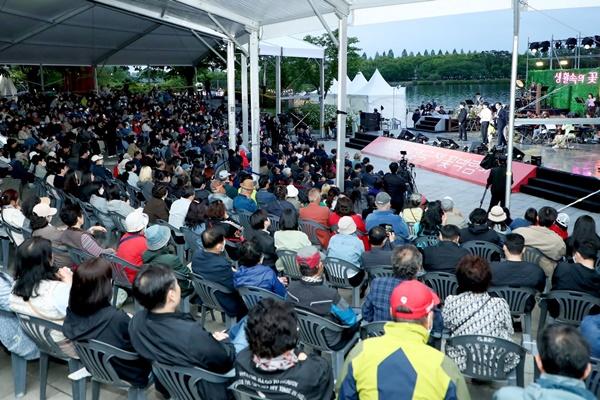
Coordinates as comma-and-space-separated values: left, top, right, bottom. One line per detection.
423, 50, 429, 56
388, 49, 395, 58
401, 49, 408, 57
409, 51, 414, 57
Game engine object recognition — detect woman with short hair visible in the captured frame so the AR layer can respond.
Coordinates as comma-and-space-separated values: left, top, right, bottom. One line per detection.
63, 257, 151, 387
232, 299, 334, 400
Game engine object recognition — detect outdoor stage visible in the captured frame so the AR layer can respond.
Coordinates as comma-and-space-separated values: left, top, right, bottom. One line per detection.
361, 136, 538, 192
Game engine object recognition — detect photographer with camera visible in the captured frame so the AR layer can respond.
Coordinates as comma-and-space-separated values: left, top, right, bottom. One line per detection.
383, 161, 408, 212
486, 155, 512, 211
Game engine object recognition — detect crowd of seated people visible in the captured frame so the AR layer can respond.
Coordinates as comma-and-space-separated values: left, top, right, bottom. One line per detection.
0, 89, 598, 399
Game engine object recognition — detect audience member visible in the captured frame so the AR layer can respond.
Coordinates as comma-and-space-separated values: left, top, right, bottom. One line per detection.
233, 177, 257, 213
142, 225, 193, 296
339, 280, 469, 399
551, 240, 600, 297
443, 256, 513, 341
329, 196, 370, 250
488, 205, 511, 237
441, 196, 467, 229
233, 240, 287, 298
105, 183, 135, 218
422, 224, 470, 273
255, 176, 276, 208
266, 185, 296, 217
286, 184, 302, 210
298, 188, 331, 247
402, 193, 424, 225
192, 227, 246, 319
565, 215, 600, 258
361, 226, 394, 270
490, 233, 546, 296
514, 206, 567, 277
208, 179, 233, 211
30, 202, 71, 267
581, 314, 600, 359
459, 208, 501, 245
116, 208, 149, 283
327, 216, 365, 285
509, 207, 537, 230
244, 209, 276, 267
129, 265, 235, 400
143, 183, 169, 223
63, 257, 151, 386
274, 208, 311, 252
365, 192, 409, 244
59, 202, 113, 257
417, 200, 444, 237
494, 324, 596, 399
233, 299, 334, 400
549, 212, 569, 241
168, 186, 194, 229
0, 189, 26, 245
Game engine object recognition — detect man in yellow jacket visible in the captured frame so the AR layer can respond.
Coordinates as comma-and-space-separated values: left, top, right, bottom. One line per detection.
338, 280, 471, 400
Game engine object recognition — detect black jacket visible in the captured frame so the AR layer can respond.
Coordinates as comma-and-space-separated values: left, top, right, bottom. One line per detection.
487, 166, 508, 194
192, 250, 246, 318
233, 348, 334, 400
244, 229, 277, 266
459, 224, 502, 246
382, 172, 407, 207
422, 241, 470, 274
362, 247, 393, 269
552, 262, 600, 297
490, 260, 546, 311
63, 305, 151, 387
458, 108, 468, 123
129, 310, 236, 400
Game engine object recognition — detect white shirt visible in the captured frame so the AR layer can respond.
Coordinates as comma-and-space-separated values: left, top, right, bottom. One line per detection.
1, 205, 26, 245
168, 198, 192, 229
479, 107, 492, 123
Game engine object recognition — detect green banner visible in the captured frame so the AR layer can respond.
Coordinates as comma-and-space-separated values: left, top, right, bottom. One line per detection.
527, 68, 600, 115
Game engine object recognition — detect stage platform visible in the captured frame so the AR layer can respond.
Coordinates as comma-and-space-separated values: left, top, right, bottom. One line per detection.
410, 128, 600, 179
361, 136, 538, 192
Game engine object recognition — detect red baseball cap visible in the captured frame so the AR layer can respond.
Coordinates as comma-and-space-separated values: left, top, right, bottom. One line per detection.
390, 280, 440, 320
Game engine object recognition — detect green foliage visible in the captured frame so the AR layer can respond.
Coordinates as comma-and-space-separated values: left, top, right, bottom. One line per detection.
298, 103, 337, 128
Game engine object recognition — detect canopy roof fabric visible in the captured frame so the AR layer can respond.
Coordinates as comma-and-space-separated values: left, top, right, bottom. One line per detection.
256, 37, 325, 59
0, 76, 17, 97
0, 0, 223, 66
348, 71, 368, 95
358, 69, 394, 96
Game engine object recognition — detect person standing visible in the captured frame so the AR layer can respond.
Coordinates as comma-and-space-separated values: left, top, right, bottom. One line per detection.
486, 156, 509, 210
457, 102, 468, 141
382, 162, 407, 213
479, 102, 492, 145
495, 103, 508, 147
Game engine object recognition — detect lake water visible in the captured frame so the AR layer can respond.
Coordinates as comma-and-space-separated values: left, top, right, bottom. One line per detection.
405, 82, 510, 111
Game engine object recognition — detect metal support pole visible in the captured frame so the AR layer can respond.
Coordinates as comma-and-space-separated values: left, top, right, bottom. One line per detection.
249, 30, 261, 175
549, 36, 553, 70
335, 16, 348, 188
505, 0, 520, 208
275, 54, 282, 116
241, 53, 249, 149
40, 64, 45, 92
319, 58, 325, 138
227, 40, 236, 150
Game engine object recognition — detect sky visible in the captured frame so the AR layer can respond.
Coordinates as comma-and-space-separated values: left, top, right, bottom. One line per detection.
347, 6, 600, 56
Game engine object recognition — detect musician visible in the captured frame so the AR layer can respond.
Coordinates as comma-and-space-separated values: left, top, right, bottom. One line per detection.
473, 92, 483, 106
587, 93, 597, 117
495, 103, 508, 147
373, 108, 381, 131
457, 102, 468, 141
479, 102, 492, 145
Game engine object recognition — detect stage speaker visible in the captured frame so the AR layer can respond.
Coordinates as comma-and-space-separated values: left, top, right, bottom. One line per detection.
398, 129, 415, 141
530, 155, 542, 166
469, 141, 483, 153
512, 146, 525, 162
383, 130, 390, 137
437, 137, 460, 150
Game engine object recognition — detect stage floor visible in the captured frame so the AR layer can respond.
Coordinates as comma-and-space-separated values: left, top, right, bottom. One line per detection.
408, 129, 600, 179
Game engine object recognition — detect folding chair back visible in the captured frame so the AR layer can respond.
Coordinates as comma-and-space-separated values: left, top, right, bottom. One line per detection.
276, 250, 301, 280
462, 240, 503, 262
422, 271, 458, 303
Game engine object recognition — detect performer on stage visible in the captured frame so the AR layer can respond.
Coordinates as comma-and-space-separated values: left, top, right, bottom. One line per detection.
495, 102, 508, 147
457, 102, 468, 141
587, 93, 597, 117
479, 102, 492, 145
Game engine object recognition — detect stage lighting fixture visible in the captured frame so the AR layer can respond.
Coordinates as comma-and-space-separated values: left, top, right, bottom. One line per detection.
540, 41, 550, 52
535, 61, 544, 67
529, 41, 540, 54
566, 37, 577, 50
559, 60, 569, 66
582, 37, 594, 50
462, 146, 469, 152
415, 133, 429, 144
554, 41, 562, 49
436, 137, 460, 150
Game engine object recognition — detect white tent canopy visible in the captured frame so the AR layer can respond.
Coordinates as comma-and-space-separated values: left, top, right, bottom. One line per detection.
348, 71, 368, 95
258, 36, 324, 59
355, 69, 407, 122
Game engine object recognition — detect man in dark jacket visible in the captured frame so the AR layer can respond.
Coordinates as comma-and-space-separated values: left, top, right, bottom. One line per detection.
192, 227, 246, 318
552, 240, 600, 297
422, 225, 470, 274
287, 245, 357, 350
362, 226, 394, 270
382, 162, 407, 212
129, 265, 235, 400
457, 102, 468, 141
486, 156, 511, 210
243, 209, 276, 267
459, 208, 501, 246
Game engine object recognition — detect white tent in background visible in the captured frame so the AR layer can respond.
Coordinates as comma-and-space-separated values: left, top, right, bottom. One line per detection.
327, 76, 351, 95
357, 69, 407, 125
348, 72, 368, 95
0, 76, 17, 99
